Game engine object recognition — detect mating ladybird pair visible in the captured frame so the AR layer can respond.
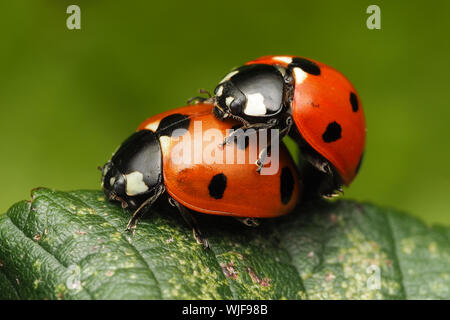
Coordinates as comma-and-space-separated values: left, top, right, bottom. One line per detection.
101, 55, 366, 247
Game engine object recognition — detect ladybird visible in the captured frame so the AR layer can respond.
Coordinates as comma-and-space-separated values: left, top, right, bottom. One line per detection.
101, 103, 301, 247
210, 55, 366, 196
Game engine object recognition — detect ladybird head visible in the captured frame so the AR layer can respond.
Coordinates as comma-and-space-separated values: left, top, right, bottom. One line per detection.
213, 64, 286, 121
213, 80, 246, 120
101, 161, 128, 206
101, 130, 163, 210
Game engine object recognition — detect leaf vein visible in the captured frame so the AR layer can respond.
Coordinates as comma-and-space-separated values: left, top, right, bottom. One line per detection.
66, 191, 163, 299
384, 211, 407, 299
4, 214, 95, 299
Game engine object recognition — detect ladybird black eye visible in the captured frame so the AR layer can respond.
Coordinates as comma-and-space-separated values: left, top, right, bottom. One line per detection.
102, 164, 117, 188
215, 81, 247, 114
102, 163, 126, 201
113, 175, 126, 195
229, 97, 243, 113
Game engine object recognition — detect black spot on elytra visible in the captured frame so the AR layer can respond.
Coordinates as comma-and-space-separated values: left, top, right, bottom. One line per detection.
231, 125, 250, 150
208, 173, 227, 199
322, 122, 342, 143
289, 57, 321, 76
350, 92, 359, 112
157, 114, 190, 137
355, 152, 364, 175
280, 167, 294, 204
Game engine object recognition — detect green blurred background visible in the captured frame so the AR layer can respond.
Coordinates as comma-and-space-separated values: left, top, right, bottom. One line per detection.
0, 0, 449, 225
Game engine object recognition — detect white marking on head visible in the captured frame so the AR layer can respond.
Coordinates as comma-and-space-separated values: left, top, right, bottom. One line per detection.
103, 162, 111, 175
273, 56, 293, 64
216, 85, 223, 97
219, 70, 239, 84
145, 121, 160, 132
109, 177, 116, 186
102, 162, 112, 188
293, 67, 308, 84
125, 171, 149, 196
225, 96, 235, 107
244, 93, 267, 116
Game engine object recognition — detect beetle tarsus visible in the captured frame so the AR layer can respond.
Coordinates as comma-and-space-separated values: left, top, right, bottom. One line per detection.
125, 184, 165, 232
170, 197, 210, 249
235, 217, 260, 227
255, 147, 270, 173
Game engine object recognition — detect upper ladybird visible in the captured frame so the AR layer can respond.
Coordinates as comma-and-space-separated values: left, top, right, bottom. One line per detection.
210, 55, 366, 197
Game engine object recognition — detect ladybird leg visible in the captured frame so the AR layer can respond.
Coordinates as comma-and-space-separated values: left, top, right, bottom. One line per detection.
303, 150, 333, 175
221, 127, 252, 146
254, 118, 291, 172
321, 185, 343, 199
234, 217, 260, 227
256, 146, 270, 172
170, 198, 210, 249
221, 119, 278, 146
278, 116, 293, 139
300, 154, 344, 199
125, 184, 165, 232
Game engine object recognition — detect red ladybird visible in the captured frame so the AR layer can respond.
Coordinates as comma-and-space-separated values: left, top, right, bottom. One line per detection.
101, 103, 301, 247
211, 55, 366, 196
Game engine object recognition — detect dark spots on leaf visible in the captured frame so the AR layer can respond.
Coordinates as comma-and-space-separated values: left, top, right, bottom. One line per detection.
355, 152, 364, 175
157, 114, 190, 137
246, 267, 271, 287
289, 57, 321, 76
280, 167, 295, 204
322, 122, 342, 143
220, 262, 237, 279
350, 92, 359, 112
208, 173, 227, 199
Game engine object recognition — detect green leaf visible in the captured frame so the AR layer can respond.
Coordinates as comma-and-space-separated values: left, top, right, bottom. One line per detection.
0, 188, 449, 300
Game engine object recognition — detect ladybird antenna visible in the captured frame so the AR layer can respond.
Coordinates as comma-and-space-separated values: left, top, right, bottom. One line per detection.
199, 88, 212, 98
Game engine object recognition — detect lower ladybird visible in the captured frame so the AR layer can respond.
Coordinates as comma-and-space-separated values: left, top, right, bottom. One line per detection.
101, 103, 302, 248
